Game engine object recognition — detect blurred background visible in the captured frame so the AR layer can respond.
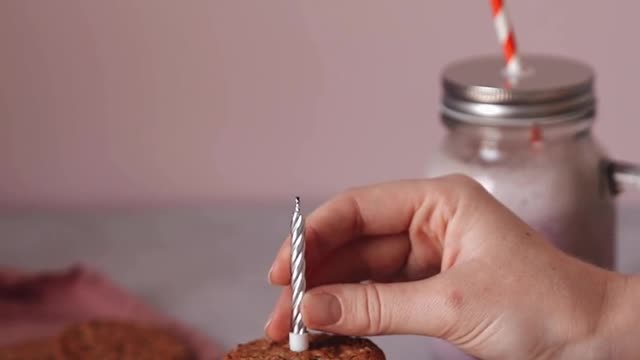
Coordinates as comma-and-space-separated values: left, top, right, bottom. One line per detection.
0, 1, 639, 358
0, 0, 639, 208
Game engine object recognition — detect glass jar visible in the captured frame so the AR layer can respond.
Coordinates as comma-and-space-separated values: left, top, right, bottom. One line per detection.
427, 117, 615, 267
424, 54, 640, 360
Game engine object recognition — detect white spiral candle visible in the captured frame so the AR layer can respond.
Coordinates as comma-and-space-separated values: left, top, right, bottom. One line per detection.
289, 196, 308, 352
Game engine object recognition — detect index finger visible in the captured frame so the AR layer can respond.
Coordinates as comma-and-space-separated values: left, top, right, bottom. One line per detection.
269, 179, 433, 286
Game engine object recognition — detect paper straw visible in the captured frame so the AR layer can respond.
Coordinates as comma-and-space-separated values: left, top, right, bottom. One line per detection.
490, 0, 522, 76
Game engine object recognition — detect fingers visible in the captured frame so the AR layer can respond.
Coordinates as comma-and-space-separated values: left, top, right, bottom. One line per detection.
307, 234, 413, 286
267, 271, 483, 341
265, 182, 423, 340
299, 276, 467, 339
264, 277, 460, 341
265, 234, 413, 341
271, 232, 435, 288
269, 180, 434, 286
268, 238, 290, 285
269, 175, 482, 286
264, 288, 292, 341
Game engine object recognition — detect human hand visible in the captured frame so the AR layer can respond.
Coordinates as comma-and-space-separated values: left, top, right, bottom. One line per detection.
265, 175, 633, 359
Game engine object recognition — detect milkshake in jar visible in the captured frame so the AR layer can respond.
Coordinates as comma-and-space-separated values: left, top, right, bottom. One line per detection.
424, 54, 640, 359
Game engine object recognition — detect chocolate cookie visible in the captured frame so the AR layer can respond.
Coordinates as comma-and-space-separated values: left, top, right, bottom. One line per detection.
0, 338, 64, 360
223, 334, 385, 360
59, 320, 196, 359
0, 320, 196, 360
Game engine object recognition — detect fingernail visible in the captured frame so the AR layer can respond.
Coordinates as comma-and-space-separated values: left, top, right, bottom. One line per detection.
303, 292, 342, 327
267, 264, 274, 284
264, 314, 273, 332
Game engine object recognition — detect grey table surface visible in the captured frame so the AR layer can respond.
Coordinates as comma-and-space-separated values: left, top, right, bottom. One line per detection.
1, 200, 639, 359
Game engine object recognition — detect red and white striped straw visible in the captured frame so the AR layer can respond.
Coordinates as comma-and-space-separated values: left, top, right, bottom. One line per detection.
490, 0, 522, 76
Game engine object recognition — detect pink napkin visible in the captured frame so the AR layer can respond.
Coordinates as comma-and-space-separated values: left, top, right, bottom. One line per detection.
0, 264, 218, 358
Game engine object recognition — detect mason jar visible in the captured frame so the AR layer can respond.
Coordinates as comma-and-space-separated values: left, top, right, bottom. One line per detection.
424, 54, 640, 360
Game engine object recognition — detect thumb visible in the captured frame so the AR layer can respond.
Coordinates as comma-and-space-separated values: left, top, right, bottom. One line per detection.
301, 278, 469, 338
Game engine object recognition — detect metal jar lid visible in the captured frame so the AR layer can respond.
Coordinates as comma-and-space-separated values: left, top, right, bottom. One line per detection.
441, 54, 596, 126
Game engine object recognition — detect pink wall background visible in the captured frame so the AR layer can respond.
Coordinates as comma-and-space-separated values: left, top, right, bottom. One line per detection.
0, 1, 639, 208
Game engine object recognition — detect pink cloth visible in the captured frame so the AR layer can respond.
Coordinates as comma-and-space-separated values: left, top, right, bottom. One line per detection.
0, 264, 217, 358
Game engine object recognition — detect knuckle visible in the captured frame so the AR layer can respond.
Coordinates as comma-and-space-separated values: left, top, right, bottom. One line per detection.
336, 186, 364, 202
447, 174, 484, 193
437, 174, 489, 205
361, 284, 386, 334
331, 190, 365, 236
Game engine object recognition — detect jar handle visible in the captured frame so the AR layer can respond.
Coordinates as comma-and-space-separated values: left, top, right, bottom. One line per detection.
607, 160, 640, 194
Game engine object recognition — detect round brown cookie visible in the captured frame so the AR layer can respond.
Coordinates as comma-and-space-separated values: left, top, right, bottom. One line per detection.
58, 320, 196, 360
223, 334, 385, 360
0, 338, 64, 360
